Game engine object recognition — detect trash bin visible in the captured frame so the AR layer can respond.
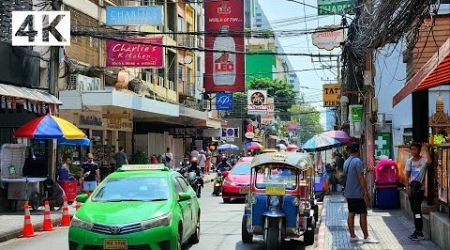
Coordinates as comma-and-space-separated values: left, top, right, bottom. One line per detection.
58, 180, 78, 203
375, 159, 399, 209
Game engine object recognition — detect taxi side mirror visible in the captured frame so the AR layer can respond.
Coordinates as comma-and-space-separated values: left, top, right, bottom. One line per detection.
178, 192, 191, 202
76, 193, 89, 203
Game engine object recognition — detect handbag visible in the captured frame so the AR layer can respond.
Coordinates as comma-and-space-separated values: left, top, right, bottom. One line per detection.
340, 157, 355, 187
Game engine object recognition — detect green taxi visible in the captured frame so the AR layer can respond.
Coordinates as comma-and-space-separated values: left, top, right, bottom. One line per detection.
68, 164, 201, 250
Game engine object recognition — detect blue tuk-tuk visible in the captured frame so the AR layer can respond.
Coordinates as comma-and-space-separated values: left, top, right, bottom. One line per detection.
241, 152, 316, 249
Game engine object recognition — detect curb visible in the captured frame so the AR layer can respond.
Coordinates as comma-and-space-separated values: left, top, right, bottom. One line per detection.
0, 216, 65, 244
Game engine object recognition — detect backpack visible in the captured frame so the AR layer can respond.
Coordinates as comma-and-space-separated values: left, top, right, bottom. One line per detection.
340, 157, 355, 187
164, 153, 171, 163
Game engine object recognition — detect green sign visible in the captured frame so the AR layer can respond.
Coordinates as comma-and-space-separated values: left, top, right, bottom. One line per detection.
374, 132, 392, 159
317, 0, 355, 15
350, 105, 363, 122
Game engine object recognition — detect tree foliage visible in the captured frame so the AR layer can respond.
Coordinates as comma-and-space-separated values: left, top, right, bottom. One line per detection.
290, 105, 324, 143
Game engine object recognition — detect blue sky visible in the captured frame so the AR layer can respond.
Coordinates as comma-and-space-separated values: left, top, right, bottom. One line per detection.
258, 0, 343, 126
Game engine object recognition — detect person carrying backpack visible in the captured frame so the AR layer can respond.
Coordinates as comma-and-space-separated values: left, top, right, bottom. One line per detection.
163, 147, 174, 168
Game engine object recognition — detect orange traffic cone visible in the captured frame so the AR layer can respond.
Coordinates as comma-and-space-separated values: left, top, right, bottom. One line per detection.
18, 202, 37, 238
42, 200, 54, 231
60, 197, 71, 226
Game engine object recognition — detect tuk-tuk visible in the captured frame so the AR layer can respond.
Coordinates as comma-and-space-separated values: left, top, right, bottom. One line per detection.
241, 152, 316, 249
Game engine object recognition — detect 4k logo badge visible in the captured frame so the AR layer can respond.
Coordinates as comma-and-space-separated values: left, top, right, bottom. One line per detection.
12, 11, 70, 46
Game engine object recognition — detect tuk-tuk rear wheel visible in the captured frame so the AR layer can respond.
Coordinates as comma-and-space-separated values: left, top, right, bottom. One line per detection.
241, 215, 253, 243
265, 218, 282, 250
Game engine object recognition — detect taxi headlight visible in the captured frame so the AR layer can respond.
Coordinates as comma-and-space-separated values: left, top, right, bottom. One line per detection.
141, 213, 172, 231
270, 196, 280, 208
71, 215, 94, 231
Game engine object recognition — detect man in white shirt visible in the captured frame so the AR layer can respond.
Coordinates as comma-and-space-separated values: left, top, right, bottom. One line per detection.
198, 150, 206, 173
191, 146, 199, 158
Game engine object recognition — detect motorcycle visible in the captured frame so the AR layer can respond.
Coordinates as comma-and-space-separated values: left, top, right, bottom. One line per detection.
186, 171, 202, 198
212, 169, 229, 196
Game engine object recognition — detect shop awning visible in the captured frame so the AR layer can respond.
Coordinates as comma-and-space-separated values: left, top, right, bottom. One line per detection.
0, 83, 62, 104
393, 37, 450, 107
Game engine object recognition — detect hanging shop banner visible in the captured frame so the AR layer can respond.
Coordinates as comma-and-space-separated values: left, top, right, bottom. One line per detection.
204, 0, 245, 93
311, 25, 345, 51
323, 83, 341, 107
374, 132, 392, 160
349, 105, 363, 138
261, 97, 274, 125
215, 93, 233, 110
317, 0, 355, 16
106, 37, 163, 67
248, 90, 268, 115
106, 6, 163, 26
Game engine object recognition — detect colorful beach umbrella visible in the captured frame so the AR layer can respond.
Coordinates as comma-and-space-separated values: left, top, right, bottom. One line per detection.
244, 142, 263, 150
217, 143, 239, 152
287, 144, 298, 151
321, 130, 352, 143
14, 115, 86, 139
302, 134, 341, 152
58, 137, 91, 146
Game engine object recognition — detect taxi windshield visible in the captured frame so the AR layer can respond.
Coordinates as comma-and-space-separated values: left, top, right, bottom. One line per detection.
230, 164, 251, 175
255, 165, 298, 190
91, 176, 170, 202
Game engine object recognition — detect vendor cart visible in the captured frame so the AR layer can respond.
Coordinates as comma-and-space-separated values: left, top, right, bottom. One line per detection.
0, 144, 46, 211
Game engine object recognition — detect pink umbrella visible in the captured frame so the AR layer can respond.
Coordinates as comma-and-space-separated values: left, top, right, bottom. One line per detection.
244, 142, 263, 150
322, 130, 351, 143
287, 144, 298, 151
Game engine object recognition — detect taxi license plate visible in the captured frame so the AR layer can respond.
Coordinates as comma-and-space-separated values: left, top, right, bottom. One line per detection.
104, 239, 128, 249
266, 186, 286, 195
239, 187, 250, 194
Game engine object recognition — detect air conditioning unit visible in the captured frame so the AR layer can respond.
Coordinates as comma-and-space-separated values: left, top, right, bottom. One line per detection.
202, 99, 211, 110
69, 74, 90, 91
91, 77, 101, 90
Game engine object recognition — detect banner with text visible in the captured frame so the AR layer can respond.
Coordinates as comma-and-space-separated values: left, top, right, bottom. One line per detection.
106, 37, 163, 67
106, 6, 163, 26
317, 0, 355, 15
205, 0, 245, 93
248, 90, 268, 115
261, 97, 274, 125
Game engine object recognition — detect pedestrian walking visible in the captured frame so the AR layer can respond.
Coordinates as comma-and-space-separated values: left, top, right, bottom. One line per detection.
205, 152, 212, 174
343, 143, 376, 243
198, 150, 206, 173
191, 146, 199, 158
114, 146, 128, 170
405, 142, 431, 241
80, 153, 100, 192
163, 147, 174, 168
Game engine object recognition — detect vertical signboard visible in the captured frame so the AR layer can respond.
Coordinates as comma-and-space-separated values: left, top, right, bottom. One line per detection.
374, 132, 392, 159
261, 97, 274, 125
322, 83, 341, 107
205, 0, 245, 93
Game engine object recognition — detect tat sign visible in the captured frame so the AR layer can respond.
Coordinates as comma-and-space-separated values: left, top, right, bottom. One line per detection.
248, 90, 268, 115
323, 84, 341, 107
311, 25, 345, 51
106, 37, 163, 67
205, 0, 245, 93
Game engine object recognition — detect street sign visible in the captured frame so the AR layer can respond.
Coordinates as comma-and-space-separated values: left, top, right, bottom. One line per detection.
350, 105, 363, 122
222, 128, 239, 142
374, 132, 391, 159
248, 90, 268, 115
317, 0, 355, 16
323, 84, 341, 107
215, 93, 233, 110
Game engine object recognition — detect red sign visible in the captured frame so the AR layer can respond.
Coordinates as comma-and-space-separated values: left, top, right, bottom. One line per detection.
106, 37, 163, 67
204, 0, 245, 93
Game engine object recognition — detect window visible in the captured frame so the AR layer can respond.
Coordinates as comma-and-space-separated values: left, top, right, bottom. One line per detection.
178, 64, 184, 83
141, 0, 154, 5
176, 177, 190, 192
256, 13, 262, 16
173, 177, 184, 196
256, 24, 262, 28
186, 67, 192, 85
177, 16, 184, 32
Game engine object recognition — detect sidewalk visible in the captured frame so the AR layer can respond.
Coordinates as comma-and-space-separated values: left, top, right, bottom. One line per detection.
316, 194, 440, 250
0, 205, 75, 243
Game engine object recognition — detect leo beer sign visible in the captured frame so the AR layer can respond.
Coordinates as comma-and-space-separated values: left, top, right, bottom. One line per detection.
205, 0, 245, 93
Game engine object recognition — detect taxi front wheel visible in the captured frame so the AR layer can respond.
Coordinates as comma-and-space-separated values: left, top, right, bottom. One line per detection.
188, 215, 200, 244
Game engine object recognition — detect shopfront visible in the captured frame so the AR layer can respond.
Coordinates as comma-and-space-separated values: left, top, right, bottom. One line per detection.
59, 109, 133, 167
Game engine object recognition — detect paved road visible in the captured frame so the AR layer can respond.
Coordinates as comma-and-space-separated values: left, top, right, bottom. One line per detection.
0, 183, 311, 250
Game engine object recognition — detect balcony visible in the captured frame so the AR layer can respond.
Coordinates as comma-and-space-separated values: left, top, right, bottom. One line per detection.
148, 78, 178, 104
176, 34, 195, 47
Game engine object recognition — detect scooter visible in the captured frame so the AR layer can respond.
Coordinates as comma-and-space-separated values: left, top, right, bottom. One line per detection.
187, 171, 202, 198
213, 171, 224, 196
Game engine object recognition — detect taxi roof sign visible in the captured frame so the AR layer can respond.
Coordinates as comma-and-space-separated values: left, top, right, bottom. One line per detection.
120, 164, 167, 171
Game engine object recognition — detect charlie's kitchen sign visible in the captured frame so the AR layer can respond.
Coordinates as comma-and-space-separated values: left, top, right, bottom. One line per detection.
248, 90, 268, 115
317, 0, 355, 15
323, 84, 341, 107
311, 25, 345, 51
106, 37, 163, 67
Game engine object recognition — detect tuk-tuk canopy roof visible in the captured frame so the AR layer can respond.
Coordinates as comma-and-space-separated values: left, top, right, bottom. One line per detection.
251, 152, 313, 171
